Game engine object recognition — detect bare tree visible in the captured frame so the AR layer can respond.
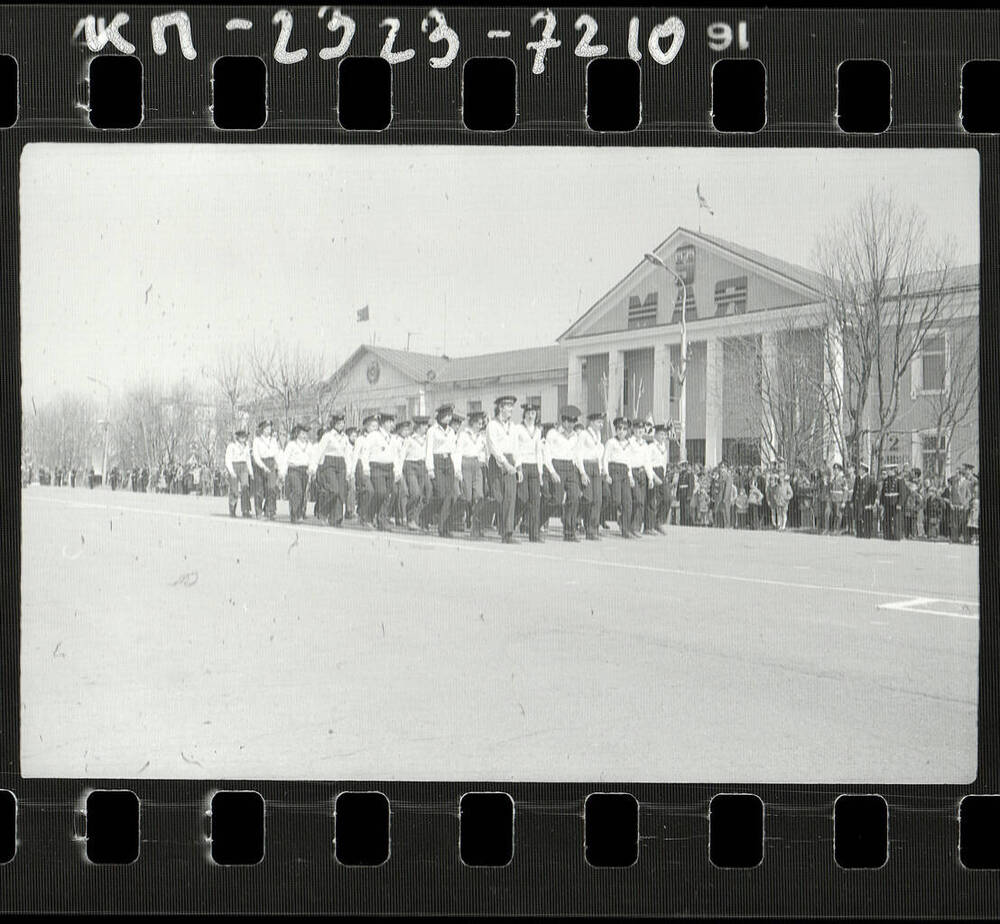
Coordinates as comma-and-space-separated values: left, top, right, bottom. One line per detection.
720, 325, 825, 467
249, 340, 326, 436
23, 394, 98, 470
813, 189, 957, 469
206, 348, 248, 418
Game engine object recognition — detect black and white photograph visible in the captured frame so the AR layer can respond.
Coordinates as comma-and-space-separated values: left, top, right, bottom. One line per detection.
19, 143, 979, 783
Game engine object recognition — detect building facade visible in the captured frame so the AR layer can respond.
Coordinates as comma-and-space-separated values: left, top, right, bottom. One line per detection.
327, 344, 569, 425
558, 227, 979, 473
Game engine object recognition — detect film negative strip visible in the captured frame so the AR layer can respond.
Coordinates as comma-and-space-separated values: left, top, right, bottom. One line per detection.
2, 3, 998, 916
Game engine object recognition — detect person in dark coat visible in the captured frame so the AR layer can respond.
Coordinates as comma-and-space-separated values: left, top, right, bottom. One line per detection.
853, 461, 875, 538
676, 461, 695, 526
880, 463, 904, 540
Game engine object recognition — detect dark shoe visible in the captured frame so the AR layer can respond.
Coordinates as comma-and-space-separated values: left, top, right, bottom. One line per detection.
586, 535, 599, 541
564, 535, 580, 543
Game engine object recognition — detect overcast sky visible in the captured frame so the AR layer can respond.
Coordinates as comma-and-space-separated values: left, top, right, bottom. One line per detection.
20, 144, 978, 405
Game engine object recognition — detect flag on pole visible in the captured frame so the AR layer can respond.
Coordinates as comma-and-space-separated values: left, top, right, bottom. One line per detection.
356, 305, 370, 322
696, 182, 714, 215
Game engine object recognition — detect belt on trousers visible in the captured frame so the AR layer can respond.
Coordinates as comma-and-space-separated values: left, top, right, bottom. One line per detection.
403, 459, 425, 467
287, 465, 308, 474
608, 462, 628, 476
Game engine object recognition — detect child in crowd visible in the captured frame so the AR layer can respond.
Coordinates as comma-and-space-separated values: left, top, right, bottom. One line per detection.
735, 486, 749, 529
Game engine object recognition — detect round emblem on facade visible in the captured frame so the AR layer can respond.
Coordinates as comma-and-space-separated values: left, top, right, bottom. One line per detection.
366, 360, 381, 385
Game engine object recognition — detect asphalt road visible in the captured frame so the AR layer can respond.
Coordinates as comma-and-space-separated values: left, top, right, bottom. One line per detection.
20, 485, 979, 783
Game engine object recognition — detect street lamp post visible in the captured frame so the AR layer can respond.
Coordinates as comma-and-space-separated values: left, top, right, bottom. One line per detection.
644, 252, 688, 463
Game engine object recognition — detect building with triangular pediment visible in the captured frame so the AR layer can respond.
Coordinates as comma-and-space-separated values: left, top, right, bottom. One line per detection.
557, 227, 979, 472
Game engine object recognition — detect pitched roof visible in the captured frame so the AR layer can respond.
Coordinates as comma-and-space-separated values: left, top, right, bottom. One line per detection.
435, 345, 567, 384
330, 344, 567, 387
678, 228, 828, 294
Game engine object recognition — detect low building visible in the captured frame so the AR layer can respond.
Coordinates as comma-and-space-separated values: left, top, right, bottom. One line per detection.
327, 344, 569, 424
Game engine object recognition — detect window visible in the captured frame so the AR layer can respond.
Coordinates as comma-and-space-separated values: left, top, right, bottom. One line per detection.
467, 399, 482, 414
722, 437, 761, 467
714, 276, 748, 316
686, 439, 705, 465
921, 432, 948, 477
407, 396, 421, 418
396, 404, 407, 421
556, 385, 568, 414
627, 292, 658, 329
912, 332, 948, 395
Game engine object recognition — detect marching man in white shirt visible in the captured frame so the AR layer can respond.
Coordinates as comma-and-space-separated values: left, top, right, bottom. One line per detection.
426, 403, 458, 538
224, 428, 254, 518
626, 419, 661, 537
602, 417, 636, 538
280, 422, 316, 524
354, 415, 379, 529
314, 412, 351, 527
577, 411, 606, 540
252, 419, 281, 521
362, 412, 399, 532
514, 402, 547, 542
486, 395, 521, 544
546, 405, 589, 542
399, 416, 430, 531
454, 410, 487, 539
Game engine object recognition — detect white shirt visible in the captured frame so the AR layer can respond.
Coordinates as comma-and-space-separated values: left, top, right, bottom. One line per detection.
546, 427, 585, 474
280, 438, 315, 476
252, 434, 280, 468
486, 416, 517, 463
425, 422, 457, 476
651, 440, 669, 469
455, 427, 486, 465
224, 441, 252, 478
513, 423, 544, 468
576, 426, 604, 464
602, 437, 632, 477
361, 428, 397, 473
316, 428, 352, 463
626, 437, 656, 479
401, 433, 426, 463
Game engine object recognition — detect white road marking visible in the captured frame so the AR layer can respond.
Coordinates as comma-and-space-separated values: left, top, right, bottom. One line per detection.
25, 493, 979, 614
877, 596, 979, 621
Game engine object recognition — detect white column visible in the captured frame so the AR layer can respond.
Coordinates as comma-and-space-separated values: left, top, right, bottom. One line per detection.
822, 325, 845, 465
417, 388, 426, 416
567, 354, 585, 408
704, 337, 722, 466
760, 331, 778, 463
652, 343, 670, 423
607, 349, 625, 417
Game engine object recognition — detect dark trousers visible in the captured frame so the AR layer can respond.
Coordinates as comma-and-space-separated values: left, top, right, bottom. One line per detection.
609, 463, 633, 537
552, 459, 581, 538
432, 455, 456, 536
460, 457, 486, 536
286, 465, 309, 522
883, 500, 902, 540
856, 502, 874, 538
678, 488, 692, 525
228, 462, 252, 517
646, 466, 665, 530
317, 457, 347, 525
253, 460, 278, 517
516, 463, 542, 541
488, 454, 518, 539
580, 459, 601, 538
631, 468, 648, 534
370, 462, 395, 529
401, 460, 429, 525
950, 506, 968, 543
355, 461, 374, 524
